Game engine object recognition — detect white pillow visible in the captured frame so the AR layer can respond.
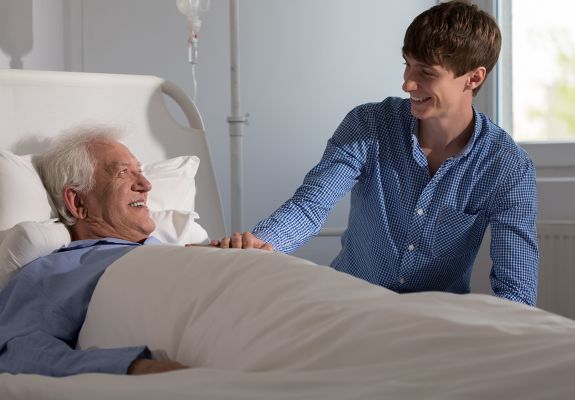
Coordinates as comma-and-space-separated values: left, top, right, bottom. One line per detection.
143, 155, 199, 213
144, 155, 208, 244
0, 151, 203, 238
0, 151, 55, 230
0, 212, 208, 290
0, 220, 71, 288
150, 210, 208, 246
0, 151, 208, 289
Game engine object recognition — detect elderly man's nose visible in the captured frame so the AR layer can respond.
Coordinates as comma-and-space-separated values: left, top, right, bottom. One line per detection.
134, 174, 152, 192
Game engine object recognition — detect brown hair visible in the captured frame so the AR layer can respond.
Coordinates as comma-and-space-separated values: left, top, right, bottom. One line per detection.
402, 0, 501, 95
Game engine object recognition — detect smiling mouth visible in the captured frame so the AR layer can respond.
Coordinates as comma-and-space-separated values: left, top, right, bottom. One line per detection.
128, 201, 146, 208
411, 96, 431, 103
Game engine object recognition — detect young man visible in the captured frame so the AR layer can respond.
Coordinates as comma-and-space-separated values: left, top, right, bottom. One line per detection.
221, 0, 539, 305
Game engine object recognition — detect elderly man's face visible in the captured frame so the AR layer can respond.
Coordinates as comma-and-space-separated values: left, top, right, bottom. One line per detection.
79, 139, 155, 242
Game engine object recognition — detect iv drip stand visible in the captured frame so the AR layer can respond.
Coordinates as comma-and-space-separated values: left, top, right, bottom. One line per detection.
227, 0, 247, 233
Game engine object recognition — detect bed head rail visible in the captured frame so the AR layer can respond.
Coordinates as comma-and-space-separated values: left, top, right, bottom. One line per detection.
0, 69, 225, 238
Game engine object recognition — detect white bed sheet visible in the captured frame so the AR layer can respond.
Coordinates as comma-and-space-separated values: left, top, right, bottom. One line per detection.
2, 245, 574, 399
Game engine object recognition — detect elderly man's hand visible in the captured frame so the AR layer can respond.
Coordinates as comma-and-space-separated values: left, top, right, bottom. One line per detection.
128, 358, 188, 375
210, 232, 274, 251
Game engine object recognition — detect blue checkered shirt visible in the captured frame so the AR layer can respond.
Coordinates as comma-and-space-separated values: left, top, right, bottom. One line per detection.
253, 97, 539, 305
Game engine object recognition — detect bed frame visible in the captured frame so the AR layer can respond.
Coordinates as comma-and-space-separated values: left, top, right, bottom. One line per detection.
4, 70, 575, 400
0, 69, 225, 238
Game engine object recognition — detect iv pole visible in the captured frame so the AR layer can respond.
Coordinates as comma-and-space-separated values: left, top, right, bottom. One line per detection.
227, 0, 247, 233
178, 0, 246, 234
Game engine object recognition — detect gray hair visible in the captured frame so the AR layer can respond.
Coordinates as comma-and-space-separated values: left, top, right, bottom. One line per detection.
35, 124, 124, 226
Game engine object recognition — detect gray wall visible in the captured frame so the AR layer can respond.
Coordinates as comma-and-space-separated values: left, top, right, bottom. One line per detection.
0, 0, 434, 266
3, 1, 575, 311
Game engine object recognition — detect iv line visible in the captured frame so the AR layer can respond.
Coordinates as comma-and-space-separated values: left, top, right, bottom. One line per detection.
191, 63, 198, 103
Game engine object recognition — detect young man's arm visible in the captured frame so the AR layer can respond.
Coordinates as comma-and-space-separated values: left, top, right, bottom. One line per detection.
252, 105, 374, 253
488, 159, 539, 306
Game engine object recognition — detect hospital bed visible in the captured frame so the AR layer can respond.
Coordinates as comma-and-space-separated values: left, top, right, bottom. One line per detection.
1, 69, 575, 399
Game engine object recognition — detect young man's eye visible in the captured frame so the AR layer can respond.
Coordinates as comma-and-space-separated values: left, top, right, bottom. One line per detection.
422, 70, 435, 77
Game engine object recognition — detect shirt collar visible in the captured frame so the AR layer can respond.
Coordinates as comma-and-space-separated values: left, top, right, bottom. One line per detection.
456, 106, 481, 160
58, 236, 160, 253
410, 106, 482, 164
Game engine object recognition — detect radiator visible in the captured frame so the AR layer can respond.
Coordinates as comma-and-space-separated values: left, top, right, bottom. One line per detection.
537, 221, 575, 320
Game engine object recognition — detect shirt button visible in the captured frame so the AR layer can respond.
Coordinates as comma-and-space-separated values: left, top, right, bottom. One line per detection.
399, 277, 406, 284
416, 208, 424, 216
407, 244, 415, 251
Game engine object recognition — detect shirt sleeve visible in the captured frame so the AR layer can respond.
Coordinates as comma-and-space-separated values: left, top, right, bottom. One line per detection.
488, 158, 539, 306
0, 245, 149, 377
0, 331, 150, 377
253, 105, 373, 253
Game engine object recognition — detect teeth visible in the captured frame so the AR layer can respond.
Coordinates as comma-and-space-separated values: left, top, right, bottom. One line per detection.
411, 96, 428, 102
128, 201, 145, 207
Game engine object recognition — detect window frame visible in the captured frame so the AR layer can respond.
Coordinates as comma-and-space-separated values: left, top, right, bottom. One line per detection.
475, 0, 575, 173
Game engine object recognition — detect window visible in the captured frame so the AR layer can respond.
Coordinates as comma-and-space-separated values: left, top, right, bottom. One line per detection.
500, 0, 575, 142
478, 0, 575, 175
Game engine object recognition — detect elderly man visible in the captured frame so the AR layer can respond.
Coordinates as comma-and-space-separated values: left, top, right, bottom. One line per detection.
0, 128, 187, 376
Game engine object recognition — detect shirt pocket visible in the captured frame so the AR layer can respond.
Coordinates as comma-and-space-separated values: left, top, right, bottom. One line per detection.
432, 206, 487, 259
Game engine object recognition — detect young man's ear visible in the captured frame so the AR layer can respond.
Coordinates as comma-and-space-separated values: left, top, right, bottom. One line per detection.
466, 66, 487, 91
63, 187, 87, 219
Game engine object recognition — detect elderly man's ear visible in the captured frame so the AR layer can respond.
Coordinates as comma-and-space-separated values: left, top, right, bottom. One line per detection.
63, 187, 88, 220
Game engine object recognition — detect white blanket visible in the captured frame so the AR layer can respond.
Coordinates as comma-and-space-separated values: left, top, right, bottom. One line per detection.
2, 245, 575, 399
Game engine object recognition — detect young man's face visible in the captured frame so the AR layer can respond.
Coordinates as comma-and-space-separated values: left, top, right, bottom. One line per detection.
401, 54, 472, 121
78, 140, 155, 242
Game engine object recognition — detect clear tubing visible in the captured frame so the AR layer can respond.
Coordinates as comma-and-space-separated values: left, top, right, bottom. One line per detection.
191, 63, 198, 102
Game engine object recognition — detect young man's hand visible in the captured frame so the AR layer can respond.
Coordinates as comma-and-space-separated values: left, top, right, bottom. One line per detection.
209, 231, 274, 251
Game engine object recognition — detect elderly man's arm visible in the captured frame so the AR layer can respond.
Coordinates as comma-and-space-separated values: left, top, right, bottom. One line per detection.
128, 358, 188, 374
0, 332, 157, 376
0, 243, 188, 377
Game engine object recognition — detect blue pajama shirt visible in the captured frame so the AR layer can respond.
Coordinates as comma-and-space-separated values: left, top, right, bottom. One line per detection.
253, 97, 539, 305
0, 237, 159, 377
